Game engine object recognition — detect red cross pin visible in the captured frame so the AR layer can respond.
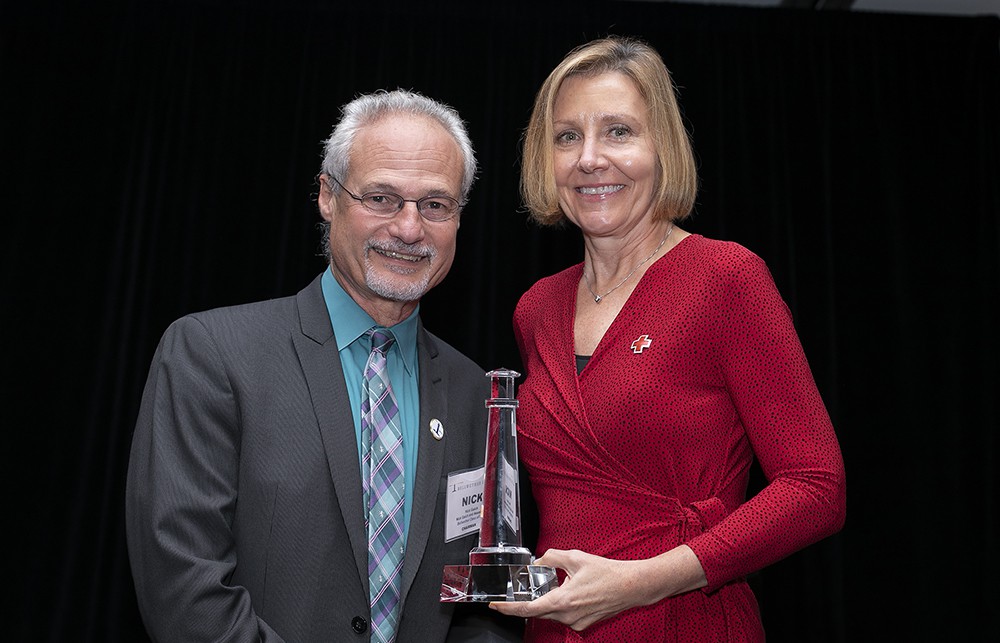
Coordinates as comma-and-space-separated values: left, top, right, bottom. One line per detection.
631, 335, 652, 354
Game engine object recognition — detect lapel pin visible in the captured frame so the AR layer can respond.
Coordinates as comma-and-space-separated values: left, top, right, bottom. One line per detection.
429, 418, 444, 440
631, 334, 652, 354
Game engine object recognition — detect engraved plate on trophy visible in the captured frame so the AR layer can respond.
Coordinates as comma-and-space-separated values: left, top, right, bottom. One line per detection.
440, 368, 559, 602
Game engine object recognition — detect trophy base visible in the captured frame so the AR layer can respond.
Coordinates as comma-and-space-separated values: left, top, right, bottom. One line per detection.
440, 564, 559, 602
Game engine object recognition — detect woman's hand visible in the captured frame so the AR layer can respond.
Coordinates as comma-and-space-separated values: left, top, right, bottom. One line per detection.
489, 546, 706, 632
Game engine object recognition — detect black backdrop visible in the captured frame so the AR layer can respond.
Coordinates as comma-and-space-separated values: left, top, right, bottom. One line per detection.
4, 1, 998, 641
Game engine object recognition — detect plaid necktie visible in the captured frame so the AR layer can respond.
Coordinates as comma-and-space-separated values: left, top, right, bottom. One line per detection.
361, 327, 405, 643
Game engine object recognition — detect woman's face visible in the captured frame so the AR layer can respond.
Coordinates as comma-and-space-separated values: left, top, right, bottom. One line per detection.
551, 71, 658, 239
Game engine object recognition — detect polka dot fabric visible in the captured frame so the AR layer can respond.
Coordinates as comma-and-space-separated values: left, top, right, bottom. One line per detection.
513, 234, 846, 642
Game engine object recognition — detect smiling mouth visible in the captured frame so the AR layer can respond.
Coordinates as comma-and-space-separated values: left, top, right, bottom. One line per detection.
372, 247, 426, 263
577, 184, 625, 195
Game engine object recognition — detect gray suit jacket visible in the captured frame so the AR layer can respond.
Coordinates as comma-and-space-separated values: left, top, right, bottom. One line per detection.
126, 274, 516, 642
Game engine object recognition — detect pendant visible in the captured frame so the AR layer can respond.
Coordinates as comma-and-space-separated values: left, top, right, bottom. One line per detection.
593, 295, 602, 303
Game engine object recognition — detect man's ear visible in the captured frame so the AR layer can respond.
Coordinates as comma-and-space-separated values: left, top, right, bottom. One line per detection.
317, 174, 335, 222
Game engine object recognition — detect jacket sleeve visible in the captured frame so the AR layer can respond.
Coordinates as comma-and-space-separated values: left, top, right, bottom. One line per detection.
125, 315, 284, 642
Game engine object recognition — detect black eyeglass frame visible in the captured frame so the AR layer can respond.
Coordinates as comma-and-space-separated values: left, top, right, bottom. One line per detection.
326, 175, 464, 222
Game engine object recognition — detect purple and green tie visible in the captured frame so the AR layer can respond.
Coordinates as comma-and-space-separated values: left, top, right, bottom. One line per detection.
361, 327, 404, 643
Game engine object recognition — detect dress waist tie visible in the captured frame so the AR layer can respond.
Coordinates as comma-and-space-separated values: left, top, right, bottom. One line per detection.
678, 496, 728, 541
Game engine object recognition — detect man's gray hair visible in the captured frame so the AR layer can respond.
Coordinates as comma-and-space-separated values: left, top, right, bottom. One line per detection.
320, 89, 477, 202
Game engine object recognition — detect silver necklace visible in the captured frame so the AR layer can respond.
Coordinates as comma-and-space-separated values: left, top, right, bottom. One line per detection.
583, 223, 674, 304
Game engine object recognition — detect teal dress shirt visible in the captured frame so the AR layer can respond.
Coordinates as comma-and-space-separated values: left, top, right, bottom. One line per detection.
321, 268, 420, 539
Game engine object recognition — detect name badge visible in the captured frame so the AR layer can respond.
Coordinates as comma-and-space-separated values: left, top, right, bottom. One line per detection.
445, 466, 485, 542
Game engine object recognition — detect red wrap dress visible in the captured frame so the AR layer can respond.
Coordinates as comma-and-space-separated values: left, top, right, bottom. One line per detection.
513, 234, 846, 642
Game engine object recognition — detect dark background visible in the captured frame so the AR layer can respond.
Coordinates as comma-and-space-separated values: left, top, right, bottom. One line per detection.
3, 1, 998, 640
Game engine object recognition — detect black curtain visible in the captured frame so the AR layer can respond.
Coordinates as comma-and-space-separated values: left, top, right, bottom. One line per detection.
4, 1, 998, 641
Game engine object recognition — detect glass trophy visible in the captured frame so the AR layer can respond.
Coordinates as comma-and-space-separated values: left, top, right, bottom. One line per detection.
440, 368, 559, 602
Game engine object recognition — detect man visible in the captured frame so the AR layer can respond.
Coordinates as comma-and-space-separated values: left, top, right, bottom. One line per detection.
126, 90, 518, 642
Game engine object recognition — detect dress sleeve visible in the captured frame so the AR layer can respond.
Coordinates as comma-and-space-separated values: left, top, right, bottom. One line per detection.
125, 316, 284, 642
685, 252, 846, 592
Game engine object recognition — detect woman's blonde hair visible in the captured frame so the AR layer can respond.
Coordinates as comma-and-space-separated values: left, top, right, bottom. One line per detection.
521, 36, 698, 226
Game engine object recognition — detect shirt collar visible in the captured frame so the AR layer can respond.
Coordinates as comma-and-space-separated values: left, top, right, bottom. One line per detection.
321, 267, 419, 375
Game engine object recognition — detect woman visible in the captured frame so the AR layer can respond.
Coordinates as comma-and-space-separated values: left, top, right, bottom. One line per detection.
491, 36, 846, 641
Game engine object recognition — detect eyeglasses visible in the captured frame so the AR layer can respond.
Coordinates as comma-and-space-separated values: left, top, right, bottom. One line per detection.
327, 175, 463, 222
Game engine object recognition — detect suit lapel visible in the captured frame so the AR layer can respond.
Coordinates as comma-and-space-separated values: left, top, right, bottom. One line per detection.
399, 323, 447, 605
291, 274, 369, 588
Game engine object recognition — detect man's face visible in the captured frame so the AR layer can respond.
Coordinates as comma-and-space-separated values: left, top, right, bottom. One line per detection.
319, 114, 464, 314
